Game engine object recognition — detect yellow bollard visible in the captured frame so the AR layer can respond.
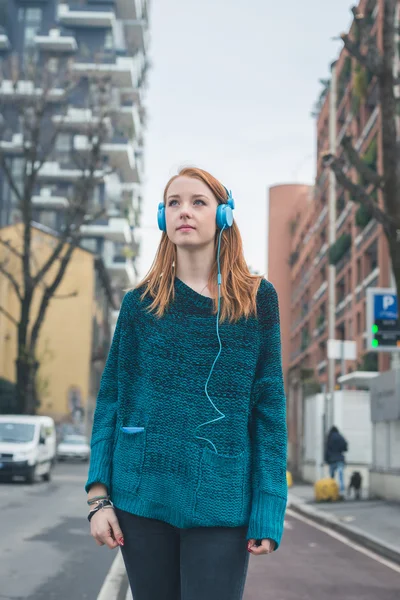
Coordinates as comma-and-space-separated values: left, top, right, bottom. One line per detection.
286, 471, 293, 488
314, 477, 339, 502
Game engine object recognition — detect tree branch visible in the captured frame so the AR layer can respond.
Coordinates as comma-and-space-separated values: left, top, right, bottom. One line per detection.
29, 241, 78, 353
0, 155, 23, 204
322, 152, 391, 232
341, 135, 384, 188
0, 237, 23, 259
53, 290, 78, 300
0, 305, 18, 327
0, 261, 22, 301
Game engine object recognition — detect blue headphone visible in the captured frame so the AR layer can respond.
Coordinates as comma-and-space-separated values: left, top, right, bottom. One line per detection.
157, 185, 235, 454
157, 187, 235, 232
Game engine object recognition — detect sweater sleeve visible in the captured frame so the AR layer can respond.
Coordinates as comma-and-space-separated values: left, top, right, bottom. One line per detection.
247, 280, 288, 549
85, 294, 129, 493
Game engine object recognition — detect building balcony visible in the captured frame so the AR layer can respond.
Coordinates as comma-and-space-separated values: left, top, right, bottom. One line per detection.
72, 56, 139, 89
124, 18, 149, 54
37, 161, 104, 183
0, 80, 66, 102
336, 202, 352, 231
335, 248, 352, 276
0, 27, 10, 51
0, 133, 25, 155
112, 103, 142, 140
74, 135, 140, 183
35, 29, 77, 52
335, 293, 352, 320
355, 218, 379, 248
52, 108, 111, 133
57, 4, 116, 28
116, 0, 145, 21
313, 243, 328, 267
80, 218, 132, 244
105, 254, 136, 283
312, 281, 328, 304
354, 267, 380, 303
32, 188, 68, 209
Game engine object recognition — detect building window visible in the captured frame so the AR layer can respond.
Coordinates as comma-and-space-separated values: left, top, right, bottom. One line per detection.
23, 8, 42, 47
357, 312, 361, 334
104, 31, 114, 50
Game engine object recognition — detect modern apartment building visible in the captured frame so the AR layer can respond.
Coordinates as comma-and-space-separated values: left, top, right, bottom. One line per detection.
267, 0, 392, 470
0, 0, 149, 303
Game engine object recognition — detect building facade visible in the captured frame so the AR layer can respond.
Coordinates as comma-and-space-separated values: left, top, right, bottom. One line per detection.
267, 0, 393, 474
0, 223, 115, 424
0, 0, 149, 303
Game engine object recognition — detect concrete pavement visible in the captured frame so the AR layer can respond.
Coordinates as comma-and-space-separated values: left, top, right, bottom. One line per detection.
288, 483, 400, 564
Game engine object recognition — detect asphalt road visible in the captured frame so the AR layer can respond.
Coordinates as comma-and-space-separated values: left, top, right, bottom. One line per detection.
1, 463, 399, 600
0, 462, 115, 600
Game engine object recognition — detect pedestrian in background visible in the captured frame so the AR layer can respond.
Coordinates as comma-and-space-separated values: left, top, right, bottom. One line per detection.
85, 167, 288, 600
325, 426, 348, 498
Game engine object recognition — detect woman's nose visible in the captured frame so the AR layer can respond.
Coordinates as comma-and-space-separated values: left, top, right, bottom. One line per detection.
179, 205, 192, 219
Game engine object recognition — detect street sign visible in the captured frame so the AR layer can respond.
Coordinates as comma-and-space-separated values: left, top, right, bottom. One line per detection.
327, 339, 357, 360
366, 288, 400, 352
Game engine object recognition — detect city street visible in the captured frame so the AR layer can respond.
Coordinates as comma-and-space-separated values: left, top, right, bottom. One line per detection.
1, 461, 398, 599
0, 462, 115, 600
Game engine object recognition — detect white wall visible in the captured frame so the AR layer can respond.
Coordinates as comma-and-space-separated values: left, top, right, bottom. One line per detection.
301, 390, 372, 491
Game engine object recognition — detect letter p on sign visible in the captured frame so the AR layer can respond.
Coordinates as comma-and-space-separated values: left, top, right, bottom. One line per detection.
383, 295, 395, 311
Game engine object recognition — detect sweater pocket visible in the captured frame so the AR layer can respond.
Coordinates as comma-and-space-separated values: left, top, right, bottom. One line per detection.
194, 447, 251, 526
112, 427, 146, 493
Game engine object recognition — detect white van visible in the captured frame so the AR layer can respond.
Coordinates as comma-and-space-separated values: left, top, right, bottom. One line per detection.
0, 415, 56, 483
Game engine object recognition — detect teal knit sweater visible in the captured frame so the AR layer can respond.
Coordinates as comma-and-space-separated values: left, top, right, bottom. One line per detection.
85, 277, 288, 548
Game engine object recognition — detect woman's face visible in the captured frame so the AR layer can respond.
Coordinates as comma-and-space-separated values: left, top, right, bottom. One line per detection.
165, 176, 219, 249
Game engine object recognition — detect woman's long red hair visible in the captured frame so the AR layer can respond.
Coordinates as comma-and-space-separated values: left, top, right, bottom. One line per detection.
135, 167, 263, 322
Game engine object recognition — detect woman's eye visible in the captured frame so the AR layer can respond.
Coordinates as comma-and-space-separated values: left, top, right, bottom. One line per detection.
194, 199, 205, 205
168, 200, 178, 206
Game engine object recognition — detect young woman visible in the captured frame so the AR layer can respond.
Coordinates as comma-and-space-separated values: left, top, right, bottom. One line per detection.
85, 167, 288, 600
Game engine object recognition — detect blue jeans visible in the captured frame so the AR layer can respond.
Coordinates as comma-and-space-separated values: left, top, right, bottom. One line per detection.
329, 461, 345, 494
115, 508, 250, 600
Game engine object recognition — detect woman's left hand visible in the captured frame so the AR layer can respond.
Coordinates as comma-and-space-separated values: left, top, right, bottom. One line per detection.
247, 538, 275, 555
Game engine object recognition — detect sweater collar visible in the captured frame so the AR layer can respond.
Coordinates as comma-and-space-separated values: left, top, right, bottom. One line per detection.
174, 277, 214, 310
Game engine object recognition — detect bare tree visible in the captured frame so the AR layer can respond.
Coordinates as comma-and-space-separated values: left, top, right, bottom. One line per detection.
0, 53, 113, 414
322, 0, 400, 297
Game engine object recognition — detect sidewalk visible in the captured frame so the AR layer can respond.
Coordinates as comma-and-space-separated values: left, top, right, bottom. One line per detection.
288, 483, 400, 564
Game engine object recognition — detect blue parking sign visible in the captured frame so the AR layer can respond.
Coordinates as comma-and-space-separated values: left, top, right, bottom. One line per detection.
374, 293, 398, 321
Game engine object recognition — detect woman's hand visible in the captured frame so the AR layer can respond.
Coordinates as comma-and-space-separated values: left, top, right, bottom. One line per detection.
90, 507, 124, 550
247, 538, 275, 555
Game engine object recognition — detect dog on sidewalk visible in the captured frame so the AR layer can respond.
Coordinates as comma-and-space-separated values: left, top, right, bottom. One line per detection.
347, 471, 362, 500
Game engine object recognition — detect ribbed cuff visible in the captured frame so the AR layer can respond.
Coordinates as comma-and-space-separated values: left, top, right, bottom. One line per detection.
84, 438, 113, 493
247, 489, 287, 550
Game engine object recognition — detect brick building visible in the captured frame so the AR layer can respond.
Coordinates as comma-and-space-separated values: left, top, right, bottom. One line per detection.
268, 0, 393, 473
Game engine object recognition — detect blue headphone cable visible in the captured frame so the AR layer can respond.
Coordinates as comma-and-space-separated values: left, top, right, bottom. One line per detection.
194, 225, 227, 454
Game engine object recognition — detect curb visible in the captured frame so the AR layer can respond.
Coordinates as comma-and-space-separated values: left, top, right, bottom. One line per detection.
287, 497, 400, 566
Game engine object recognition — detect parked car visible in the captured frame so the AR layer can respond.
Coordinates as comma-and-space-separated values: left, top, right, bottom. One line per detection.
0, 415, 56, 483
57, 434, 90, 462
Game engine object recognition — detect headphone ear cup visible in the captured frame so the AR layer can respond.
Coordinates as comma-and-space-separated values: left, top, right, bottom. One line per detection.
216, 204, 234, 229
157, 202, 166, 232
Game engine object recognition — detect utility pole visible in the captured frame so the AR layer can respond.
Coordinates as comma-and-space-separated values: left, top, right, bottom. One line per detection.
327, 60, 337, 431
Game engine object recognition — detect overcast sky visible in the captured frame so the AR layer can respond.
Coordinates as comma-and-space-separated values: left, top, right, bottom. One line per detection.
137, 0, 354, 279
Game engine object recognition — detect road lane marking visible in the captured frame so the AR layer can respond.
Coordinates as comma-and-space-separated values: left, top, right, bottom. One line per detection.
97, 549, 126, 600
286, 508, 400, 574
